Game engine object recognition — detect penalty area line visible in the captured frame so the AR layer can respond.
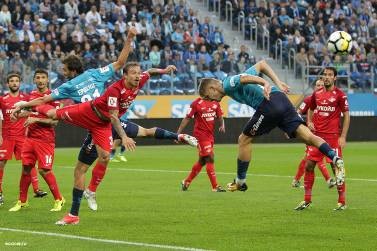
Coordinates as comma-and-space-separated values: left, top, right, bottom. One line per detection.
0, 227, 213, 251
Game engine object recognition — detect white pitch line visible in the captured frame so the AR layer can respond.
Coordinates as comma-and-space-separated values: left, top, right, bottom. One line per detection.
0, 227, 213, 251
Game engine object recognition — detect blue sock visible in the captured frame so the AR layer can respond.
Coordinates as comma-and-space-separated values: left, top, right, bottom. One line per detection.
237, 159, 250, 180
319, 143, 337, 161
110, 149, 116, 158
70, 188, 84, 216
120, 146, 126, 154
154, 128, 178, 140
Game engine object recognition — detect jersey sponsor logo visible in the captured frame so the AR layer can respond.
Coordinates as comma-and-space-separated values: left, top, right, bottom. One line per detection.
317, 105, 335, 112
201, 112, 216, 118
77, 83, 96, 95
99, 66, 110, 73
108, 97, 118, 107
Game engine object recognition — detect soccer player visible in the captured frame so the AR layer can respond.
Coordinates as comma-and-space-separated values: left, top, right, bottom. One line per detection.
0, 73, 47, 206
9, 69, 64, 212
295, 67, 350, 211
197, 60, 346, 195
291, 79, 335, 188
177, 96, 226, 192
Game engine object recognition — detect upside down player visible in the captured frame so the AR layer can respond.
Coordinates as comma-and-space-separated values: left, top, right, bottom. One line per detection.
9, 69, 64, 212
295, 67, 350, 211
197, 60, 346, 195
0, 73, 47, 206
177, 96, 226, 192
291, 79, 335, 189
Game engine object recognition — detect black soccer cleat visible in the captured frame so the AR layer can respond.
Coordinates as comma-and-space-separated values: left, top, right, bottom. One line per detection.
34, 189, 48, 198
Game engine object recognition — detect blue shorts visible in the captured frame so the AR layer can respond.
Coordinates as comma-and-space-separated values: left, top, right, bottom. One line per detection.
78, 120, 140, 165
242, 92, 305, 138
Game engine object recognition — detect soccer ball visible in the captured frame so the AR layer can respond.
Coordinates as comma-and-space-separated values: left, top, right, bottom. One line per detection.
327, 31, 352, 54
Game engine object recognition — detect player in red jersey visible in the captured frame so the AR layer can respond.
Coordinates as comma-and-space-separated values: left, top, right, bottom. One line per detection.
9, 69, 64, 212
291, 79, 335, 188
54, 62, 177, 225
0, 73, 47, 206
178, 97, 226, 192
295, 67, 350, 211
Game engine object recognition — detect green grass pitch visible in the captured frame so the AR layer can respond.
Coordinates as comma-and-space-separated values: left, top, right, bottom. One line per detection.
0, 142, 376, 250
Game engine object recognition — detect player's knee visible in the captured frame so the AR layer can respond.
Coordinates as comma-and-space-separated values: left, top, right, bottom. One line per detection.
39, 168, 50, 176
305, 161, 315, 172
138, 127, 148, 137
238, 134, 252, 146
98, 152, 110, 163
22, 165, 33, 174
145, 127, 156, 137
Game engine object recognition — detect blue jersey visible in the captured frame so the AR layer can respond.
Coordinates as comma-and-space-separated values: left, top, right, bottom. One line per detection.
51, 64, 115, 103
222, 66, 279, 110
119, 103, 136, 121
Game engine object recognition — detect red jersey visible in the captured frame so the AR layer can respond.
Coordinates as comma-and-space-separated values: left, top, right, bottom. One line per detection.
0, 93, 28, 139
309, 86, 349, 135
26, 90, 60, 143
298, 96, 311, 115
186, 98, 223, 141
92, 72, 150, 119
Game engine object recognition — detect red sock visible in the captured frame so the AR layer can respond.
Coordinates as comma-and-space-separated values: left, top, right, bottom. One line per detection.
30, 167, 39, 193
317, 162, 330, 182
304, 170, 315, 203
337, 182, 346, 204
205, 162, 218, 189
19, 172, 31, 203
35, 104, 54, 116
42, 171, 62, 200
88, 162, 107, 192
294, 159, 306, 181
0, 167, 4, 193
185, 162, 203, 184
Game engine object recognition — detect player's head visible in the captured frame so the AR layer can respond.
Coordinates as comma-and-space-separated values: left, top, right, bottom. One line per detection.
62, 55, 84, 79
33, 69, 49, 92
123, 62, 141, 88
314, 79, 324, 91
199, 78, 225, 102
6, 72, 21, 93
322, 66, 337, 88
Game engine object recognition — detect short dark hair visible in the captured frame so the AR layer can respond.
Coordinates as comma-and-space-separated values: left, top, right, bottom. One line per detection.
123, 62, 140, 74
324, 66, 337, 77
6, 72, 21, 83
33, 68, 48, 79
62, 55, 84, 74
198, 78, 217, 97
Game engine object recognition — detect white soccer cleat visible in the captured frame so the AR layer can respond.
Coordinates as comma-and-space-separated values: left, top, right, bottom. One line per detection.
178, 134, 198, 147
333, 157, 345, 186
83, 189, 98, 211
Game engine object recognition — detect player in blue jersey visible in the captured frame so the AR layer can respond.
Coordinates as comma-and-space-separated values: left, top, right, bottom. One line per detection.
197, 60, 345, 193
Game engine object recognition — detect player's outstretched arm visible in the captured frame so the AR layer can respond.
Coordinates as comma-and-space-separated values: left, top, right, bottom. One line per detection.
177, 117, 191, 134
307, 108, 315, 131
147, 65, 177, 75
218, 116, 225, 133
109, 110, 136, 151
112, 27, 137, 71
11, 95, 54, 120
254, 60, 290, 93
24, 117, 58, 127
239, 74, 272, 100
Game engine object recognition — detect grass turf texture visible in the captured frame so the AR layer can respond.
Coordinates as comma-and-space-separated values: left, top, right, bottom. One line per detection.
0, 142, 376, 250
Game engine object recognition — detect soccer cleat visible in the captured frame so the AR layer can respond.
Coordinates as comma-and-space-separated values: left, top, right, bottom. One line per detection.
181, 180, 189, 191
9, 200, 29, 212
333, 157, 345, 186
50, 197, 66, 212
333, 203, 346, 211
117, 155, 127, 162
227, 179, 248, 192
34, 189, 48, 198
291, 179, 301, 188
178, 134, 198, 147
55, 214, 80, 225
212, 185, 226, 192
83, 189, 98, 211
294, 201, 311, 210
0, 192, 4, 206
327, 178, 336, 189
110, 158, 120, 163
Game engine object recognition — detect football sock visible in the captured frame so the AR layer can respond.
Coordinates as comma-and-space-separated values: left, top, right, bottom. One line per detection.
120, 146, 126, 154
318, 143, 337, 161
337, 182, 346, 204
110, 149, 116, 158
304, 170, 315, 203
205, 162, 218, 189
19, 172, 31, 203
154, 128, 178, 140
237, 159, 249, 181
294, 159, 306, 181
88, 162, 107, 192
317, 162, 330, 181
0, 168, 3, 193
185, 162, 203, 184
70, 188, 84, 216
30, 167, 39, 193
42, 171, 62, 200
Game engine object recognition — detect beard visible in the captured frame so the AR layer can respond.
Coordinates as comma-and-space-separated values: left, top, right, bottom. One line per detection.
9, 86, 19, 93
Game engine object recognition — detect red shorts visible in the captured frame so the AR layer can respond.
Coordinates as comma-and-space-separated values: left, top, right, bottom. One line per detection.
198, 140, 214, 157
306, 137, 342, 163
0, 137, 24, 160
22, 138, 55, 169
56, 102, 112, 152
